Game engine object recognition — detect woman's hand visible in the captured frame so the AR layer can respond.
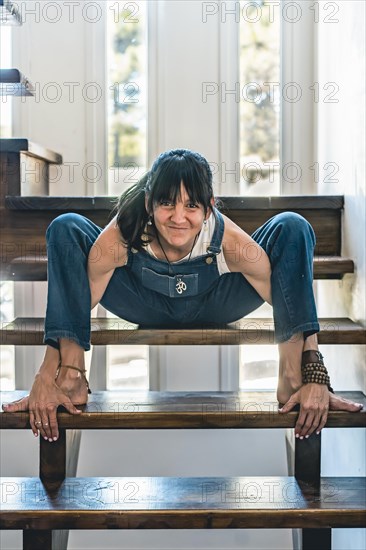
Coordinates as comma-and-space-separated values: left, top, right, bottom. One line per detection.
279, 383, 330, 438
2, 372, 82, 441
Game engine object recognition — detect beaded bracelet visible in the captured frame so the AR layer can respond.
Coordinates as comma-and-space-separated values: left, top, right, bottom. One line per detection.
301, 352, 334, 393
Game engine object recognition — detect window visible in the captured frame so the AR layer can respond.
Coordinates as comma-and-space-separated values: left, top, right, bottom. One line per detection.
105, 1, 149, 389
239, 0, 280, 196
0, 26, 12, 137
0, 26, 15, 390
239, 1, 280, 390
106, 0, 147, 196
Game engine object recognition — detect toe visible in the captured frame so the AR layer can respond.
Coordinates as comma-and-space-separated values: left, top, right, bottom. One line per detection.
329, 395, 364, 412
2, 396, 29, 412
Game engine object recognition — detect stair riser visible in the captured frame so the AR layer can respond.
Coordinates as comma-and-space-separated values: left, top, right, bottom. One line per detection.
0, 257, 355, 282
1, 331, 364, 346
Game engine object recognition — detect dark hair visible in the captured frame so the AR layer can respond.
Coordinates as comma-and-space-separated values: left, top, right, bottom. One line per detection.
115, 149, 216, 250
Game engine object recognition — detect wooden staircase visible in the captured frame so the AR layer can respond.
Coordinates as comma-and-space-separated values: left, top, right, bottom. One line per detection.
0, 174, 365, 548
0, 390, 365, 549
4, 5, 365, 550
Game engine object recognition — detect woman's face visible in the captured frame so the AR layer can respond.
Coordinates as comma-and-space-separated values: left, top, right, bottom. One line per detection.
149, 182, 211, 252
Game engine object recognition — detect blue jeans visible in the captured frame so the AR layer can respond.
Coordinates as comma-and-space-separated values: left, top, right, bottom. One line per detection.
44, 211, 319, 350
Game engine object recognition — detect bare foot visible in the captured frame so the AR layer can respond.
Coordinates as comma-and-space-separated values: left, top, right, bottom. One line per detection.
277, 370, 302, 406
55, 366, 89, 405
56, 338, 90, 405
329, 392, 364, 412
277, 385, 364, 412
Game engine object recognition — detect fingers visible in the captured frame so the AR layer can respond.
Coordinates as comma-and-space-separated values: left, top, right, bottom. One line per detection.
48, 410, 59, 441
2, 385, 84, 442
41, 409, 53, 441
61, 399, 82, 416
316, 409, 329, 435
295, 408, 323, 439
35, 402, 59, 442
42, 399, 81, 442
278, 392, 300, 413
35, 399, 81, 443
279, 386, 330, 439
29, 410, 39, 437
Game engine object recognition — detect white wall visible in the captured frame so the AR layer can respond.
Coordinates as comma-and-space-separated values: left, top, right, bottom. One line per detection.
315, 2, 366, 548
2, 1, 365, 549
12, 0, 107, 196
1, 2, 291, 549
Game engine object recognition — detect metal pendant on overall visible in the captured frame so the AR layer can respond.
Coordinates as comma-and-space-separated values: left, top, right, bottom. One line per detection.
156, 232, 199, 295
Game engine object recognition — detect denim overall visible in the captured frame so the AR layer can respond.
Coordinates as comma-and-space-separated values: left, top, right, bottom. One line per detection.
44, 209, 320, 351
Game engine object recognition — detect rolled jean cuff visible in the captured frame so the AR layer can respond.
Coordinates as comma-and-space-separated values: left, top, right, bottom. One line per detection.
275, 321, 320, 344
44, 330, 91, 352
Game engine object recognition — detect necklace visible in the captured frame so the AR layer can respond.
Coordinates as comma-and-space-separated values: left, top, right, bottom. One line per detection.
155, 232, 198, 294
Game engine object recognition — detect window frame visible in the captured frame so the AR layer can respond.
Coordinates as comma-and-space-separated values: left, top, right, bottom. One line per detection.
10, 0, 317, 393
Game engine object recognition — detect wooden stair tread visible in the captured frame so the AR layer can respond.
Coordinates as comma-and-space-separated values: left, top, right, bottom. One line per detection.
0, 195, 345, 260
0, 255, 354, 281
4, 195, 344, 211
0, 139, 62, 164
1, 476, 365, 529
1, 317, 365, 345
1, 391, 365, 430
0, 69, 33, 96
0, 0, 22, 25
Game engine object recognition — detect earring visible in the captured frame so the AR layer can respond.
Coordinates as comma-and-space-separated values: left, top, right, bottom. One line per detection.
203, 219, 208, 230
147, 216, 153, 226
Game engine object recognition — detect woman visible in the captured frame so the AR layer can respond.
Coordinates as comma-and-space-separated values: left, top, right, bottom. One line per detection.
3, 149, 362, 441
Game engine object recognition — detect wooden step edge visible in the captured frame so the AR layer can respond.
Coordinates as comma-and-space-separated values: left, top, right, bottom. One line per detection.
4, 195, 344, 211
1, 391, 365, 430
0, 0, 22, 25
0, 476, 364, 530
1, 317, 365, 345
0, 139, 62, 164
220, 195, 344, 210
313, 256, 354, 276
0, 256, 354, 282
0, 69, 34, 96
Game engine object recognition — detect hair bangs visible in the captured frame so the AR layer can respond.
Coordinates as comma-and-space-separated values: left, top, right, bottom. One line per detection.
148, 155, 211, 212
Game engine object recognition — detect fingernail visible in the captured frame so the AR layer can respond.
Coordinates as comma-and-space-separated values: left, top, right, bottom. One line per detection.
53, 437, 58, 441
305, 435, 310, 439
316, 431, 320, 435
44, 436, 48, 440
48, 438, 53, 442
295, 433, 299, 438
278, 408, 283, 412
300, 436, 304, 440
34, 432, 38, 437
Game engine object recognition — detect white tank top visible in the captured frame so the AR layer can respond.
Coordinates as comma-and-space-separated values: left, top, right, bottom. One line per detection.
146, 212, 231, 276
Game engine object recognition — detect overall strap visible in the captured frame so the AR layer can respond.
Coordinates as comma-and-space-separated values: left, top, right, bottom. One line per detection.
206, 207, 225, 255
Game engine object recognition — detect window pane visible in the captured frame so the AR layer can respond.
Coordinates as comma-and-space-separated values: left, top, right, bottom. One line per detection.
239, 2, 280, 389
239, 344, 278, 391
107, 0, 147, 195
239, 0, 280, 195
239, 302, 278, 391
106, 312, 149, 390
0, 27, 15, 390
0, 26, 12, 137
0, 283, 15, 391
106, 2, 149, 389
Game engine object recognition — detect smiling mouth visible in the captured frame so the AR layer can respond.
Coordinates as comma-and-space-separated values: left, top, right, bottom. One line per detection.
168, 226, 189, 230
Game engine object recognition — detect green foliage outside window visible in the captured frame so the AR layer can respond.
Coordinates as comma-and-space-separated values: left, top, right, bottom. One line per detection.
240, 1, 280, 164
108, 4, 146, 169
